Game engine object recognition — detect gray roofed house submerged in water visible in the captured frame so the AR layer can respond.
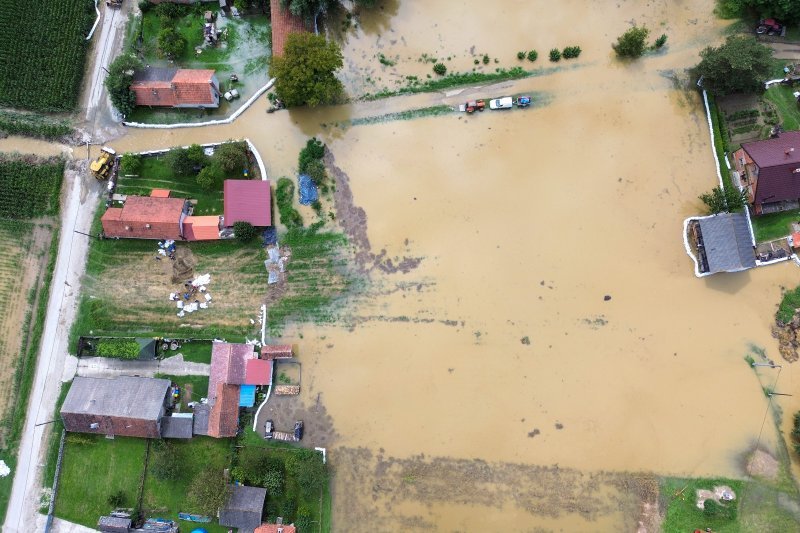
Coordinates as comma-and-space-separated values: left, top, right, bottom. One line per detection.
60, 376, 171, 438
692, 212, 756, 275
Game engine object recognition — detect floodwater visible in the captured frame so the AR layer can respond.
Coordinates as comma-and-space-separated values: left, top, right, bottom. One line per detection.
106, 0, 800, 529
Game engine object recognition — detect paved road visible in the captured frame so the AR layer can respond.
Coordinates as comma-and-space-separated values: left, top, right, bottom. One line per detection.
75, 354, 210, 378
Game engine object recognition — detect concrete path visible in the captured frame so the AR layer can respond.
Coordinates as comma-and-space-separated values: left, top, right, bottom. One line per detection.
35, 515, 96, 533
75, 354, 210, 378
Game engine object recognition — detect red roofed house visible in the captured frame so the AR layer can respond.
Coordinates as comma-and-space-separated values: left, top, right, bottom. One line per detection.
207, 382, 240, 438
224, 180, 272, 227
734, 131, 800, 215
261, 344, 293, 359
101, 196, 187, 240
209, 342, 255, 395
184, 215, 221, 241
245, 358, 273, 386
131, 68, 220, 109
256, 521, 296, 533
269, 0, 310, 57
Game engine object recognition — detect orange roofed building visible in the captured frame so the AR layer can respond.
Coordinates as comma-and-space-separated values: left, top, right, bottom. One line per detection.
131, 68, 220, 109
269, 0, 310, 57
256, 522, 296, 533
101, 196, 187, 240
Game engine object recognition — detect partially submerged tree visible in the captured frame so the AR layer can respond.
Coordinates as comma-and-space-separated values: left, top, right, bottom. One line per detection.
613, 25, 649, 58
270, 33, 344, 107
105, 54, 142, 118
699, 186, 748, 214
717, 0, 800, 24
186, 468, 231, 517
692, 35, 773, 96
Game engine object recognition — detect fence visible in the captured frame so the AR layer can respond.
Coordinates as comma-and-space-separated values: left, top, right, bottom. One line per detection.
44, 429, 66, 533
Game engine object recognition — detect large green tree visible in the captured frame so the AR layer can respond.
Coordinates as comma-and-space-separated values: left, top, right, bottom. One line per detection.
692, 35, 773, 96
105, 54, 142, 118
718, 0, 800, 24
270, 33, 344, 107
612, 26, 649, 58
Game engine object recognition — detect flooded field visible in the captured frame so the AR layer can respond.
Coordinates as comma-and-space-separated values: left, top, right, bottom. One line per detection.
103, 0, 800, 529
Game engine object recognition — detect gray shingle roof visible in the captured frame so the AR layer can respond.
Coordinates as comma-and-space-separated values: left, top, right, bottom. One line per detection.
193, 403, 210, 435
61, 376, 170, 422
219, 485, 267, 529
161, 415, 194, 439
132, 67, 177, 83
697, 212, 756, 273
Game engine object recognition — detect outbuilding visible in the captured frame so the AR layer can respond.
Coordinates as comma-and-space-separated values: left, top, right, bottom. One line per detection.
223, 180, 272, 227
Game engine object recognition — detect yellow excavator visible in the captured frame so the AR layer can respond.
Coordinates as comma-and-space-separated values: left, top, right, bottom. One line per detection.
90, 147, 117, 180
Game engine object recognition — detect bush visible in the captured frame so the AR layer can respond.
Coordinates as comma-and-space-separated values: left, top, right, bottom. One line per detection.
157, 26, 187, 59
276, 177, 303, 228
261, 466, 285, 497
119, 153, 142, 176
107, 490, 126, 508
286, 448, 327, 500
613, 25, 650, 58
295, 505, 313, 532
562, 46, 582, 59
233, 221, 256, 242
165, 148, 195, 176
527, 50, 538, 62
517, 51, 525, 60
304, 159, 327, 186
482, 54, 489, 64
298, 138, 325, 173
186, 143, 207, 168
187, 468, 231, 517
654, 34, 667, 48
698, 186, 747, 214
214, 141, 248, 173
197, 163, 224, 190
433, 62, 447, 75
549, 48, 561, 62
96, 339, 140, 359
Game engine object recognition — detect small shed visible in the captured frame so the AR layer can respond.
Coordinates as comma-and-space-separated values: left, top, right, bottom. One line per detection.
695, 213, 756, 274
261, 345, 292, 360
161, 414, 194, 439
219, 485, 267, 530
184, 215, 221, 241
98, 515, 132, 533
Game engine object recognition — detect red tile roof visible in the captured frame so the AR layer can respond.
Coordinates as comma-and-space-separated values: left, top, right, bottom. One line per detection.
209, 342, 255, 395
132, 69, 217, 107
207, 383, 239, 438
150, 189, 170, 197
743, 132, 800, 205
270, 0, 310, 57
184, 215, 221, 241
101, 196, 185, 239
132, 81, 177, 107
256, 524, 296, 533
245, 359, 273, 385
261, 345, 293, 359
224, 180, 272, 227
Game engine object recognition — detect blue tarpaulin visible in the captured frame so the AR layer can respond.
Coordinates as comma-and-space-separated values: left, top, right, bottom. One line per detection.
263, 226, 277, 246
239, 384, 256, 407
298, 174, 318, 205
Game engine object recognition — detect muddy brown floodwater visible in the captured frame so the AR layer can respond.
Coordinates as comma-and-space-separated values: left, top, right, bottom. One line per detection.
106, 0, 800, 529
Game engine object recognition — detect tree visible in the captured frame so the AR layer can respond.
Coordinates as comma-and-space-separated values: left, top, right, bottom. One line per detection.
286, 449, 327, 499
166, 148, 195, 176
186, 468, 231, 517
105, 54, 142, 117
699, 186, 748, 214
186, 143, 207, 168
613, 26, 649, 58
295, 505, 313, 532
271, 33, 344, 107
304, 159, 327, 186
197, 163, 224, 190
119, 153, 142, 176
150, 440, 181, 481
233, 221, 256, 242
692, 35, 773, 96
298, 138, 325, 172
717, 0, 800, 24
214, 141, 248, 173
158, 26, 187, 59
281, 0, 333, 20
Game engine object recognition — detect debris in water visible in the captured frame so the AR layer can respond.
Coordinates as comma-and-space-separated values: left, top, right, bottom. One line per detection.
527, 429, 541, 438
604, 295, 612, 301
555, 423, 564, 430
521, 336, 530, 345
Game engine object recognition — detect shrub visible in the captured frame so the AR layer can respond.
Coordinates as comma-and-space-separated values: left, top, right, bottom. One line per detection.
304, 159, 327, 186
613, 25, 650, 58
186, 143, 207, 168
703, 499, 737, 521
295, 505, 313, 532
119, 153, 142, 176
96, 339, 140, 359
107, 490, 126, 508
311, 200, 323, 216
187, 468, 231, 517
654, 34, 667, 48
482, 54, 490, 64
276, 177, 303, 228
562, 46, 582, 59
473, 59, 479, 65
298, 138, 325, 173
196, 163, 224, 190
157, 26, 187, 59
233, 221, 256, 243
286, 448, 327, 500
549, 48, 561, 62
261, 467, 285, 497
517, 51, 525, 60
527, 50, 538, 62
433, 62, 447, 75
165, 148, 195, 176
213, 141, 248, 173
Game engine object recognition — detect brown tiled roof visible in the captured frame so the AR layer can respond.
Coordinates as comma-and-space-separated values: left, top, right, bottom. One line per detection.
132, 81, 177, 107
101, 196, 185, 240
210, 342, 255, 395
256, 524, 296, 533
224, 180, 272, 226
150, 189, 170, 197
132, 68, 216, 107
744, 132, 800, 205
173, 69, 215, 84
261, 345, 293, 359
270, 0, 310, 57
207, 383, 239, 438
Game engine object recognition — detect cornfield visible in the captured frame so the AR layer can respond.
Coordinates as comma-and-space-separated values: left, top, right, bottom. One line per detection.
0, 155, 64, 219
0, 1, 95, 112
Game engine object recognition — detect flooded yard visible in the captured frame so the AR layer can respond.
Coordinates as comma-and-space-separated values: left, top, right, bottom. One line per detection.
106, 0, 800, 529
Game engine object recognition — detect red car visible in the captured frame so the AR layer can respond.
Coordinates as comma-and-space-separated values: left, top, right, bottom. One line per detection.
756, 18, 783, 35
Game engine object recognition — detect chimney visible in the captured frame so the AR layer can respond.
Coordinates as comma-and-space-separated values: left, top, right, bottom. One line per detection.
786, 147, 795, 157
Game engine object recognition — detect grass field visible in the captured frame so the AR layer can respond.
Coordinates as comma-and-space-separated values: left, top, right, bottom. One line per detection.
54, 435, 148, 526
154, 373, 209, 410
0, 1, 94, 112
174, 339, 212, 364
763, 86, 800, 132
751, 208, 800, 243
141, 437, 232, 533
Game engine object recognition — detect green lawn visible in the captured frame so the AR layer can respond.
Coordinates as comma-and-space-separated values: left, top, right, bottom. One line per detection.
763, 85, 800, 131
141, 437, 232, 533
751, 208, 800, 242
154, 373, 209, 410
116, 156, 226, 215
174, 339, 212, 364
54, 435, 148, 527
662, 477, 743, 533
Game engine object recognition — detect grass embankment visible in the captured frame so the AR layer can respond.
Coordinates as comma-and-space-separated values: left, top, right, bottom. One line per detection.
763, 85, 800, 132
348, 105, 454, 126
0, 110, 73, 141
777, 285, 800, 323
41, 382, 71, 497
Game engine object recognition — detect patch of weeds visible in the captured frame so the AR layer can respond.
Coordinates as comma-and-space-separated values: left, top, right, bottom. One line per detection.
549, 48, 562, 62
378, 53, 396, 67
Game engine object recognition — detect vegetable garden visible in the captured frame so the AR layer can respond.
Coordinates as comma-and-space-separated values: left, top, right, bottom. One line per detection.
0, 0, 95, 112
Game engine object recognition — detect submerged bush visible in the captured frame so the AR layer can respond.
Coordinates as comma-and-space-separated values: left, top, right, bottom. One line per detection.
562, 46, 582, 59
549, 48, 561, 62
527, 50, 538, 62
517, 51, 525, 60
433, 62, 447, 75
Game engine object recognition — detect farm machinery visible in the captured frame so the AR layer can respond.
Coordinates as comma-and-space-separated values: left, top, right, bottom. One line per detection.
90, 146, 117, 180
